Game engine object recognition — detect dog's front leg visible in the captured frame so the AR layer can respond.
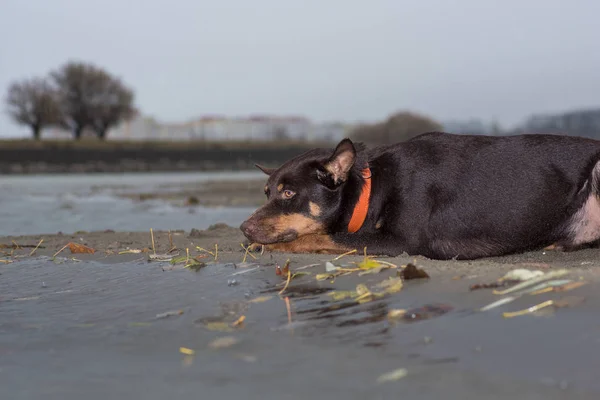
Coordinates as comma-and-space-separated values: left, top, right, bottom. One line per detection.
249, 234, 352, 255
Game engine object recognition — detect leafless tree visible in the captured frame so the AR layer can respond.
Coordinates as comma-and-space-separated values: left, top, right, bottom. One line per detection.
51, 61, 136, 139
5, 78, 63, 140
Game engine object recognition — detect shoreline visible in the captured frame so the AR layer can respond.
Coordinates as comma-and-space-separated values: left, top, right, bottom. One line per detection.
4, 224, 600, 276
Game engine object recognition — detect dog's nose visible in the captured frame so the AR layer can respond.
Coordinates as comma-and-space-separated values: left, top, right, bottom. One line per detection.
240, 220, 257, 237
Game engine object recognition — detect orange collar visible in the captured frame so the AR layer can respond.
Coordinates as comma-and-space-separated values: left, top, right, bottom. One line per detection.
347, 166, 372, 233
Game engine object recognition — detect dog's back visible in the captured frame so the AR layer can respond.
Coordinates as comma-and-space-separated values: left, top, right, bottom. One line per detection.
370, 132, 600, 258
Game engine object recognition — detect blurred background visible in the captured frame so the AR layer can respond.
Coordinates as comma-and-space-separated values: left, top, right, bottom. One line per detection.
1, 0, 600, 234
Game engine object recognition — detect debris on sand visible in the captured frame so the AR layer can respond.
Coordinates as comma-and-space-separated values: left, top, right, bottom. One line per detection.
209, 336, 239, 349
327, 278, 404, 304
232, 315, 246, 327
0, 242, 46, 249
500, 269, 545, 282
528, 280, 588, 295
28, 239, 44, 256
470, 268, 544, 291
179, 347, 195, 355
156, 309, 184, 319
479, 296, 518, 312
387, 309, 407, 320
325, 261, 337, 272
148, 253, 175, 262
493, 269, 570, 295
67, 242, 96, 254
400, 263, 430, 280
118, 249, 145, 255
248, 295, 273, 304
502, 296, 586, 318
377, 368, 408, 383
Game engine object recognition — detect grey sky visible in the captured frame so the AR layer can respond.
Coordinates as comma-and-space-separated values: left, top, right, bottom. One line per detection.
1, 0, 600, 138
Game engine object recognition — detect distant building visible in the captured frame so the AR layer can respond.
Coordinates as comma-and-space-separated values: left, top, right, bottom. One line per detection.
518, 109, 600, 139
107, 113, 348, 142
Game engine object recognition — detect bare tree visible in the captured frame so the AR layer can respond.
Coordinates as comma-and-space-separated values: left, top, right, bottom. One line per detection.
89, 77, 137, 139
350, 111, 443, 146
52, 61, 136, 140
5, 78, 63, 140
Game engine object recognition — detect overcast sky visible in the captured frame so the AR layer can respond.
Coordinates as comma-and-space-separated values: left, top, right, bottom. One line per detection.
1, 0, 600, 137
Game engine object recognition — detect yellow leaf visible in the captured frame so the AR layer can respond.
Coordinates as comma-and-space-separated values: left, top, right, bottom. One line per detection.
358, 258, 381, 270
179, 347, 195, 355
316, 273, 336, 281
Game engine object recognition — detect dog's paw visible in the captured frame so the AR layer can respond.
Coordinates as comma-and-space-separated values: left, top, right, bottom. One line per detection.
243, 242, 265, 253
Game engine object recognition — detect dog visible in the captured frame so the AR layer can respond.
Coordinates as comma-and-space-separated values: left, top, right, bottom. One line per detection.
240, 131, 600, 260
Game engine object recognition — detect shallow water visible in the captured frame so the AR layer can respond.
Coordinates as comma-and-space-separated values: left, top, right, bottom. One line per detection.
1, 256, 599, 399
0, 171, 261, 235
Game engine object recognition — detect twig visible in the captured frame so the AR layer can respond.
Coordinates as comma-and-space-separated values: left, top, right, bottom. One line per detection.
0, 259, 12, 264
333, 249, 357, 260
168, 230, 177, 253
29, 239, 44, 256
279, 267, 292, 295
240, 243, 257, 263
195, 246, 215, 257
375, 260, 398, 268
150, 228, 156, 255
214, 244, 218, 261
502, 300, 555, 318
53, 243, 69, 258
285, 297, 292, 324
186, 248, 190, 264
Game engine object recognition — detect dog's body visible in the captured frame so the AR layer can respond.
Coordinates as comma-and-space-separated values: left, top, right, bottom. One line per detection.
240, 131, 600, 260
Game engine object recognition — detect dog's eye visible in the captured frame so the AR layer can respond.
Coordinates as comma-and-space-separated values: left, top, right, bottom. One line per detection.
283, 190, 296, 199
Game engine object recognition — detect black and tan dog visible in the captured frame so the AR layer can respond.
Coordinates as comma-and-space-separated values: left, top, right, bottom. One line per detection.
240, 131, 600, 260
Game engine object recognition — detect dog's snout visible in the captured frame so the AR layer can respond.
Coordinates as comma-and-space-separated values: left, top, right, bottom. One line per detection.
240, 220, 257, 237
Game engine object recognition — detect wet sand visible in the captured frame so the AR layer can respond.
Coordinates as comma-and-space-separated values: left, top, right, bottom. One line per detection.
2, 224, 600, 399
118, 178, 268, 207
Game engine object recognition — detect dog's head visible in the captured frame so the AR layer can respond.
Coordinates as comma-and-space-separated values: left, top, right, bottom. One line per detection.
240, 138, 364, 244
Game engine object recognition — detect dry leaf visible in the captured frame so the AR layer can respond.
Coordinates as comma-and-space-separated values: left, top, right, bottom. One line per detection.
400, 263, 430, 280
248, 295, 273, 304
67, 242, 95, 254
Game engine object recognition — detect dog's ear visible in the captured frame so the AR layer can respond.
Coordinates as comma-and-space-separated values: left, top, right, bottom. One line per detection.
322, 138, 356, 184
255, 164, 275, 176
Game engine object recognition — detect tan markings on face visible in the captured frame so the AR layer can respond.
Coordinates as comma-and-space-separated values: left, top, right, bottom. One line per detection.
262, 233, 351, 254
277, 184, 284, 192
309, 201, 321, 217
263, 213, 324, 237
